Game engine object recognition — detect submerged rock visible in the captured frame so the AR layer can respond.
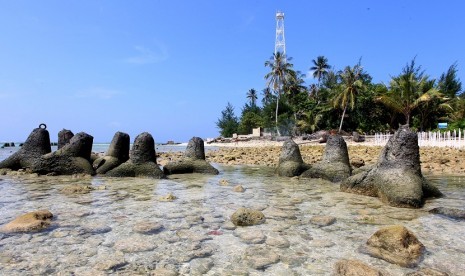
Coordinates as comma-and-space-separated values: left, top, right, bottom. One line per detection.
301, 135, 351, 182
105, 132, 164, 178
163, 137, 219, 175
31, 132, 95, 175
334, 259, 389, 276
230, 207, 265, 226
429, 207, 465, 220
2, 210, 53, 233
0, 125, 51, 170
93, 131, 130, 174
341, 126, 442, 208
275, 139, 310, 177
361, 225, 424, 268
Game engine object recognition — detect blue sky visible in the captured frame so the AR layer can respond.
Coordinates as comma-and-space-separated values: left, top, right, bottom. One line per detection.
0, 1, 463, 143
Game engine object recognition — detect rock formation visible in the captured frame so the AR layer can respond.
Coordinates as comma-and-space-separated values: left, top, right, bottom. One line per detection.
31, 132, 95, 175
275, 139, 310, 177
334, 259, 389, 276
360, 225, 424, 268
105, 132, 164, 178
1, 210, 53, 233
341, 125, 442, 208
230, 207, 266, 226
163, 137, 219, 175
93, 131, 130, 174
301, 135, 351, 182
0, 125, 51, 170
57, 129, 74, 149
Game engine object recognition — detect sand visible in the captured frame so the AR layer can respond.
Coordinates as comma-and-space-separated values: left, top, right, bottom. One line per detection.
158, 138, 465, 176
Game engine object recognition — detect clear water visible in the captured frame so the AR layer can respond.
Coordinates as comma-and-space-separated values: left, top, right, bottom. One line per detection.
0, 149, 464, 275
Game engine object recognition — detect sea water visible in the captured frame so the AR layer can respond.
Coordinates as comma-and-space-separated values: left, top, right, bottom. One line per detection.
0, 150, 464, 275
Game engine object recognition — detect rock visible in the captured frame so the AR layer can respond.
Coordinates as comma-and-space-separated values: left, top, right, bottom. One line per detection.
243, 245, 280, 270
334, 259, 389, 276
301, 135, 351, 182
81, 222, 112, 234
0, 126, 51, 170
406, 267, 449, 276
2, 210, 53, 233
351, 158, 365, 168
429, 207, 465, 220
233, 185, 245, 192
93, 131, 130, 174
105, 132, 164, 178
352, 131, 365, 142
163, 137, 219, 175
31, 132, 95, 175
189, 258, 214, 275
61, 184, 94, 195
57, 129, 74, 149
231, 207, 266, 226
114, 235, 157, 252
159, 193, 177, 201
234, 228, 266, 244
265, 235, 290, 248
341, 126, 442, 208
150, 268, 179, 276
361, 225, 424, 268
310, 215, 336, 227
133, 221, 164, 234
275, 139, 310, 177
219, 179, 229, 185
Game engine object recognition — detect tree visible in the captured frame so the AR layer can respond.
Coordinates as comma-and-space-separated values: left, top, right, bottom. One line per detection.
310, 56, 331, 86
376, 58, 439, 127
333, 63, 365, 133
216, 102, 239, 137
261, 87, 273, 105
264, 52, 296, 135
246, 88, 258, 107
438, 62, 462, 98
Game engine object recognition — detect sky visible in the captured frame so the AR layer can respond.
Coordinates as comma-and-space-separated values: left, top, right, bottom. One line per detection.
0, 1, 464, 143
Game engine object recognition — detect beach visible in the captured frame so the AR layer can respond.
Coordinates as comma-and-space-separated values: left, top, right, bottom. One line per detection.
156, 139, 465, 176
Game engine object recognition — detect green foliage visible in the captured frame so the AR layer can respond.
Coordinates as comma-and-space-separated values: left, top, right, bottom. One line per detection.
216, 102, 239, 138
438, 62, 462, 98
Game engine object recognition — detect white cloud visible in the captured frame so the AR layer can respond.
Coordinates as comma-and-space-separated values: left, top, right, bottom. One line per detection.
75, 87, 120, 99
124, 44, 169, 65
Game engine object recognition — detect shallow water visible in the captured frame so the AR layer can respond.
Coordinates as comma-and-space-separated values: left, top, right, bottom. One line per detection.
0, 165, 464, 275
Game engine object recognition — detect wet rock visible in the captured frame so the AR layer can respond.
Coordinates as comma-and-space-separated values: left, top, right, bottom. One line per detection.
244, 245, 280, 270
301, 135, 351, 182
275, 139, 310, 177
133, 221, 164, 234
308, 239, 336, 248
429, 207, 465, 220
189, 258, 214, 275
159, 193, 177, 202
233, 185, 245, 192
234, 228, 266, 244
219, 179, 229, 185
310, 215, 336, 227
0, 126, 51, 170
61, 184, 94, 195
31, 132, 95, 175
230, 207, 265, 226
264, 207, 297, 220
361, 225, 424, 267
2, 210, 53, 233
105, 132, 164, 178
93, 131, 130, 174
150, 268, 179, 276
222, 221, 237, 230
57, 129, 74, 149
114, 235, 157, 253
334, 259, 389, 276
93, 253, 127, 271
406, 267, 449, 276
164, 137, 219, 175
81, 222, 112, 234
341, 126, 442, 208
265, 235, 290, 248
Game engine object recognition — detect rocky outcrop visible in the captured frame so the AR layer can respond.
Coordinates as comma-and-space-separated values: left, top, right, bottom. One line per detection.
105, 132, 164, 178
0, 125, 51, 170
163, 137, 219, 175
31, 132, 95, 175
275, 139, 310, 177
57, 129, 74, 149
429, 207, 465, 220
93, 132, 130, 174
334, 259, 389, 276
301, 135, 351, 182
230, 207, 265, 226
341, 126, 442, 208
1, 210, 53, 233
361, 225, 424, 268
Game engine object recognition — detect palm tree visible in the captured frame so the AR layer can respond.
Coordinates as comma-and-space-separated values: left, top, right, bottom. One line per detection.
246, 88, 258, 106
310, 56, 331, 87
264, 52, 296, 135
333, 64, 365, 133
261, 87, 273, 105
376, 59, 438, 127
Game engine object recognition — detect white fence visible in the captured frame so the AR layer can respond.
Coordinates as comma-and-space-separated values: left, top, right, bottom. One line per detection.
373, 129, 465, 148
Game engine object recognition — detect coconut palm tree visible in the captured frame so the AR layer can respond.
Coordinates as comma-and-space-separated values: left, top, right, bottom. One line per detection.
310, 56, 331, 87
333, 64, 365, 133
264, 52, 296, 135
246, 88, 258, 107
376, 59, 439, 127
261, 87, 273, 105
